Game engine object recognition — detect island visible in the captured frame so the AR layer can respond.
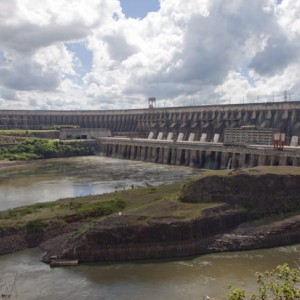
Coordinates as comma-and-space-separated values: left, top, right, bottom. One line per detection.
0, 166, 300, 265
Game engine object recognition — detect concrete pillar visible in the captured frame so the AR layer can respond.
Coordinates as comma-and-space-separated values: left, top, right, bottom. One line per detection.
126, 145, 131, 159
109, 144, 114, 156
167, 132, 173, 140
157, 132, 163, 140
158, 148, 164, 163
258, 154, 266, 166
130, 146, 135, 159
239, 153, 246, 168
151, 147, 157, 163
293, 157, 300, 166
118, 145, 124, 158
279, 155, 287, 166
141, 147, 146, 161
188, 133, 195, 142
124, 145, 129, 159
102, 144, 108, 156
176, 149, 182, 165
136, 146, 142, 160
148, 132, 154, 139
200, 133, 207, 142
266, 110, 272, 119
250, 154, 259, 167
171, 148, 177, 165
184, 150, 190, 166
177, 132, 184, 141
231, 153, 238, 169
153, 148, 159, 163
103, 144, 108, 156
114, 145, 120, 158
215, 152, 222, 169
208, 151, 215, 168
189, 150, 197, 167
146, 147, 153, 162
133, 146, 138, 160
110, 144, 115, 157
213, 133, 220, 143
250, 154, 255, 167
270, 155, 279, 166
282, 110, 289, 119
163, 148, 169, 164
111, 144, 117, 157
221, 152, 229, 169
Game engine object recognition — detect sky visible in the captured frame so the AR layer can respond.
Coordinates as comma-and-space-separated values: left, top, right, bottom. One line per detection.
0, 0, 300, 110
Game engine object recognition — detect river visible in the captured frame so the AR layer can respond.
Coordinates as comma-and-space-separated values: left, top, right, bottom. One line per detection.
0, 156, 299, 299
0, 156, 201, 210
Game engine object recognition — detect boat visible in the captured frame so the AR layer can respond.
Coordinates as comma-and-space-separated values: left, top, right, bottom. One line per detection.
50, 259, 79, 267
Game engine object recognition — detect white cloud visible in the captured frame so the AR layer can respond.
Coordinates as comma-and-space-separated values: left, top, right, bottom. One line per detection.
0, 0, 300, 110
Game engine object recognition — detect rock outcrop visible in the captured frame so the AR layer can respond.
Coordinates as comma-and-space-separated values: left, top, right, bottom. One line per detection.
180, 167, 300, 215
2, 166, 300, 264
45, 167, 300, 263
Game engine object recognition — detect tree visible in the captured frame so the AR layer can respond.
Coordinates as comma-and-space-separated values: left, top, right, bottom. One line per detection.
226, 263, 300, 300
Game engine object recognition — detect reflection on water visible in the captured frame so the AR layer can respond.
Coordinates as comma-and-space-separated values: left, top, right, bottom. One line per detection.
1, 245, 300, 300
0, 156, 201, 210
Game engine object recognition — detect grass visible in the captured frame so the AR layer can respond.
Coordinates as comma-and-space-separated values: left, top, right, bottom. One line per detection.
182, 166, 300, 187
0, 181, 223, 231
0, 130, 59, 136
2, 166, 297, 237
1, 166, 298, 231
26, 219, 47, 231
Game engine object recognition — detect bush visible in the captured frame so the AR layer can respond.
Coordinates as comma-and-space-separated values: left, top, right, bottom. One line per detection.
226, 263, 300, 300
0, 138, 94, 161
26, 219, 47, 231
74, 199, 126, 218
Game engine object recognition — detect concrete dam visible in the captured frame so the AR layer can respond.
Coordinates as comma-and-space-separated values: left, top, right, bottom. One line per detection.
1, 101, 300, 168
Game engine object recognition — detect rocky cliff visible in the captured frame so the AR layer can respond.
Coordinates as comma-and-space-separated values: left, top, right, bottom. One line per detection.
1, 166, 300, 264
42, 166, 300, 263
180, 167, 300, 215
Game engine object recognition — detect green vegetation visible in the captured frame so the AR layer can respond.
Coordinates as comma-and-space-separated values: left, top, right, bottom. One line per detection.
0, 129, 59, 137
0, 181, 221, 232
226, 263, 300, 300
0, 138, 94, 160
70, 198, 126, 218
26, 219, 47, 231
0, 198, 126, 226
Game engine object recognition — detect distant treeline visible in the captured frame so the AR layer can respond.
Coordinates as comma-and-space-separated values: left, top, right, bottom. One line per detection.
0, 138, 94, 160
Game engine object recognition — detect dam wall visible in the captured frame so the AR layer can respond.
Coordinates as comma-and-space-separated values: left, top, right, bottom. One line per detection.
1, 101, 300, 142
98, 137, 300, 169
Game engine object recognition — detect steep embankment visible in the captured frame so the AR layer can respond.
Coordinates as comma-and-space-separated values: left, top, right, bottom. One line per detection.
180, 167, 300, 214
1, 166, 300, 264
44, 166, 300, 263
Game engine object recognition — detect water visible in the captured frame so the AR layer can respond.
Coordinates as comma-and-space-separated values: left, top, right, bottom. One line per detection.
0, 156, 201, 210
1, 246, 300, 300
0, 156, 299, 299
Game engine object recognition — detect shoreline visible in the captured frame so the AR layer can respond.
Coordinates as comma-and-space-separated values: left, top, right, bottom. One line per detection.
1, 166, 300, 264
2, 206, 300, 264
0, 160, 40, 169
